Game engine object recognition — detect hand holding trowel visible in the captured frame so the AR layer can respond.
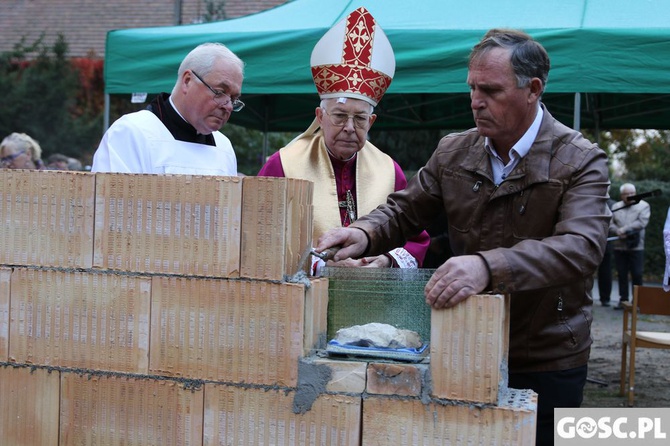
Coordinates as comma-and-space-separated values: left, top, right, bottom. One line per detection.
292, 225, 368, 277
294, 246, 340, 277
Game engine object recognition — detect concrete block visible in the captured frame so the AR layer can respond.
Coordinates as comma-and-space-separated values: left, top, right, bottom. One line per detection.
9, 268, 151, 373
430, 294, 509, 404
150, 276, 305, 386
0, 170, 95, 268
0, 267, 9, 361
313, 357, 367, 393
60, 373, 204, 445
303, 277, 328, 354
362, 389, 537, 445
0, 365, 60, 446
93, 173, 242, 277
366, 362, 425, 397
240, 176, 312, 280
203, 383, 360, 445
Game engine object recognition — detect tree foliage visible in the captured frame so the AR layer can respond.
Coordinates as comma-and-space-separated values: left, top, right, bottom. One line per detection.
618, 130, 670, 182
0, 34, 102, 162
370, 128, 451, 175
202, 0, 228, 22
586, 129, 670, 182
224, 123, 294, 175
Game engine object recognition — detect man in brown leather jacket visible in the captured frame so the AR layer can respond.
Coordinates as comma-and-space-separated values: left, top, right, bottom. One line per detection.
316, 29, 611, 445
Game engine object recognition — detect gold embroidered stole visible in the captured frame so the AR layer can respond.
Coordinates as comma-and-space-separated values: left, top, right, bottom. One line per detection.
280, 121, 395, 241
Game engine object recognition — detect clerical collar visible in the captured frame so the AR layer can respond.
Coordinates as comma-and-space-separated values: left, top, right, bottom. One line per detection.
146, 93, 215, 146
326, 146, 357, 163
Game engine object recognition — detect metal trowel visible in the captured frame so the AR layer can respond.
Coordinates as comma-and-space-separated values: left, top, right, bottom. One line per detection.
294, 246, 340, 276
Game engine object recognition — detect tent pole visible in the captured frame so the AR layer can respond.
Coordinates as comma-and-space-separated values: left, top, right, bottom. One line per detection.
262, 131, 269, 167
174, 0, 183, 25
573, 92, 581, 130
104, 93, 110, 132
261, 99, 269, 168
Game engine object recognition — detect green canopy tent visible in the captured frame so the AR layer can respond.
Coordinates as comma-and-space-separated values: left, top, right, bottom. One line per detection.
104, 0, 670, 134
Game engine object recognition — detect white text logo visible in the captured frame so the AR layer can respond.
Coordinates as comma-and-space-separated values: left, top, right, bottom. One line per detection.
557, 416, 667, 440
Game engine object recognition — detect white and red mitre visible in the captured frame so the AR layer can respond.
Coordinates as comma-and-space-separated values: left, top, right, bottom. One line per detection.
310, 7, 395, 107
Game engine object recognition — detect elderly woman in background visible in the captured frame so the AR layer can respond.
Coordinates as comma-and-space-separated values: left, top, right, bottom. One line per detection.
0, 132, 45, 169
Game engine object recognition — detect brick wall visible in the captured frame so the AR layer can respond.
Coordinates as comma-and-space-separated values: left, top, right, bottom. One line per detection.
0, 170, 537, 445
0, 0, 288, 58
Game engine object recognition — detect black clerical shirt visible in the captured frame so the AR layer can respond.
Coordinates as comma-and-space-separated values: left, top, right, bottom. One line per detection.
146, 93, 215, 146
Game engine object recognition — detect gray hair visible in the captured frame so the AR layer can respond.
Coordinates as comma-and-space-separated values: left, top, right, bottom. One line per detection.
469, 29, 550, 91
0, 132, 42, 161
172, 42, 244, 93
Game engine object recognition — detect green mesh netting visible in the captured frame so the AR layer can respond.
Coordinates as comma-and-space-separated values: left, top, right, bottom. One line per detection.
322, 267, 436, 343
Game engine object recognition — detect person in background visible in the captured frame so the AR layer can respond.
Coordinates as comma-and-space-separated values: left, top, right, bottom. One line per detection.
67, 157, 83, 171
664, 206, 670, 292
46, 153, 71, 170
92, 42, 244, 175
315, 29, 610, 445
597, 197, 616, 306
258, 7, 429, 270
611, 183, 650, 309
0, 132, 45, 170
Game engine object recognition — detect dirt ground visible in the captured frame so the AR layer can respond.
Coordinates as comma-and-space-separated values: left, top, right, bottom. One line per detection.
582, 280, 670, 408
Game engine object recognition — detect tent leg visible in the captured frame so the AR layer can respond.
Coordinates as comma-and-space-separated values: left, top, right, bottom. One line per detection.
573, 92, 581, 131
261, 99, 270, 168
262, 131, 269, 166
104, 93, 110, 132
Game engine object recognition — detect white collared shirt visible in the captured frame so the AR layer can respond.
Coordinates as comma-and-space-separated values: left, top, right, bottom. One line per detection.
485, 106, 543, 185
92, 110, 237, 175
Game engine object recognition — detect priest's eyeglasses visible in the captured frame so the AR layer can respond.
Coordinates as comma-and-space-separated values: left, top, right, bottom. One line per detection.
191, 70, 245, 112
323, 109, 371, 129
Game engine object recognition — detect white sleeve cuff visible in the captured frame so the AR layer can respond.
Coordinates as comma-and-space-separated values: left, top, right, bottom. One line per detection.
388, 247, 418, 269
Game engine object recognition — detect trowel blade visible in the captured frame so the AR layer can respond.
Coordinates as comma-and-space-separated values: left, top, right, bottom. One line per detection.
294, 245, 313, 275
